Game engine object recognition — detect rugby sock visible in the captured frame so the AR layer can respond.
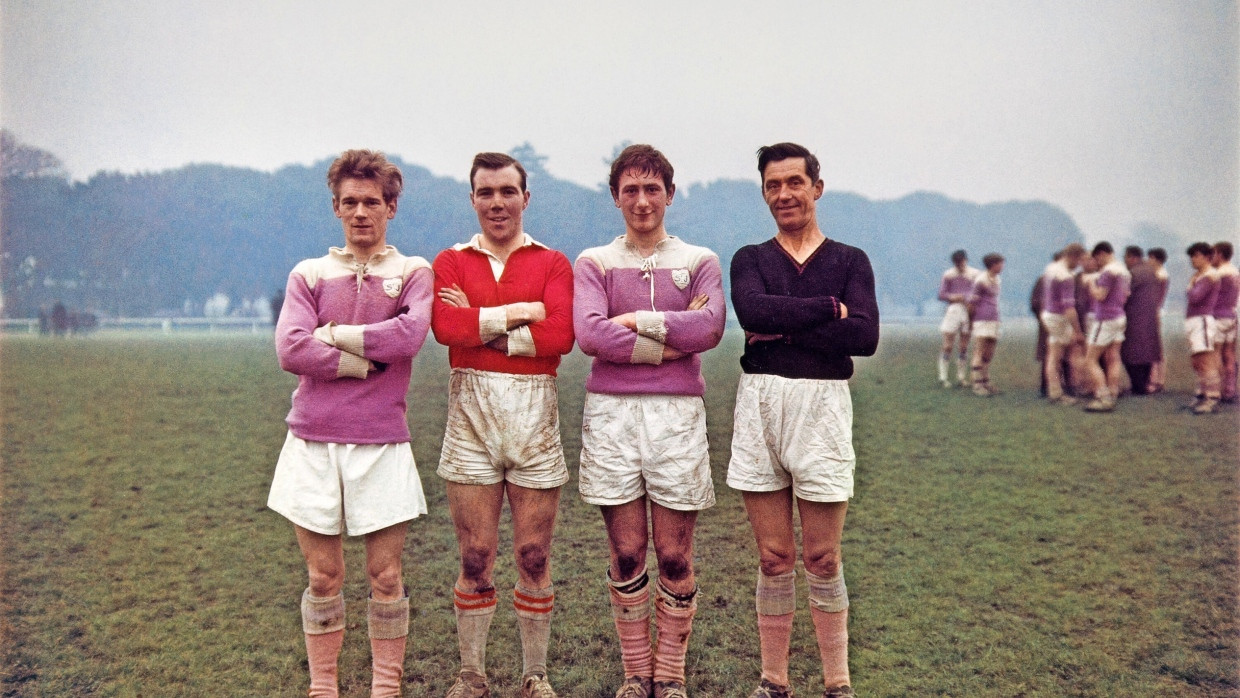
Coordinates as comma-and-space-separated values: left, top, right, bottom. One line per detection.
454, 584, 498, 678
608, 570, 653, 680
956, 356, 969, 383
514, 583, 555, 678
937, 355, 949, 382
755, 570, 797, 686
807, 569, 850, 690
301, 589, 346, 698
653, 580, 697, 685
368, 593, 409, 698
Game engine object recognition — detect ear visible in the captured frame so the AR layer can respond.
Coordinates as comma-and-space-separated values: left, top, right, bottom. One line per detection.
813, 179, 825, 200
332, 197, 342, 218
522, 190, 531, 209
666, 183, 675, 205
387, 199, 398, 219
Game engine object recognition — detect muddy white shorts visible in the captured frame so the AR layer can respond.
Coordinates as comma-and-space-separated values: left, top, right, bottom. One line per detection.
1040, 311, 1075, 346
939, 303, 971, 335
727, 373, 854, 503
1087, 317, 1126, 347
578, 392, 715, 511
1186, 315, 1217, 355
268, 432, 428, 536
971, 320, 1000, 340
1212, 317, 1237, 345
437, 369, 569, 489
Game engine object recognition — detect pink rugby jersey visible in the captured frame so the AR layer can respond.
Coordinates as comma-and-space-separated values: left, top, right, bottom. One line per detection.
968, 272, 1001, 322
1091, 260, 1131, 321
574, 236, 725, 396
1213, 263, 1239, 320
1040, 260, 1076, 315
1187, 269, 1221, 319
938, 266, 980, 303
276, 245, 433, 444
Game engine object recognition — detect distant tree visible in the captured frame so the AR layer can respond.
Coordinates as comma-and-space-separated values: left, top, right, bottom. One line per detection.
1, 129, 68, 180
508, 142, 550, 182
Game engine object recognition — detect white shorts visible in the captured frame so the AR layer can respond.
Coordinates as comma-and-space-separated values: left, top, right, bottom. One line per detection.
1087, 317, 1126, 347
578, 392, 715, 511
1186, 315, 1217, 355
971, 320, 1000, 340
1212, 317, 1237, 345
939, 303, 971, 335
1040, 311, 1075, 346
727, 373, 855, 503
437, 369, 569, 489
268, 432, 428, 536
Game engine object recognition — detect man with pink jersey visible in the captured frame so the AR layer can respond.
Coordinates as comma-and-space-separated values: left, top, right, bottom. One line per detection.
1039, 243, 1087, 404
574, 144, 725, 698
936, 250, 980, 387
1081, 242, 1131, 412
1185, 242, 1223, 414
967, 253, 1005, 396
269, 150, 434, 697
1146, 248, 1171, 393
1211, 241, 1238, 403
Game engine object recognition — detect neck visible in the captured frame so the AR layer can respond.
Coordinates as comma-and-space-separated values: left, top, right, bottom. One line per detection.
625, 228, 668, 257
776, 224, 825, 251
346, 243, 384, 264
480, 231, 525, 263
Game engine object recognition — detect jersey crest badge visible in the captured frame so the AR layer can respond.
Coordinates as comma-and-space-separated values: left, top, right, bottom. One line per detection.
383, 277, 403, 298
672, 269, 690, 289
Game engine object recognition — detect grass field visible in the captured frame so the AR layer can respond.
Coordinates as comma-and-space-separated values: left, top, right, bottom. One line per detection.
2, 328, 1236, 697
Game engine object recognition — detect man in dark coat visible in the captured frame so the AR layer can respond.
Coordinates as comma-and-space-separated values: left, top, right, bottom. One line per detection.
1120, 246, 1161, 394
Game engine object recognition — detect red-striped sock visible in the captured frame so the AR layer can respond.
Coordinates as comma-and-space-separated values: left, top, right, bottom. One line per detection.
608, 571, 653, 680
454, 584, 497, 677
514, 584, 554, 678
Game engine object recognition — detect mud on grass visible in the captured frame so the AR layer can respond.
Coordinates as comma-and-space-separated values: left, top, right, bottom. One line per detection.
2, 329, 1236, 696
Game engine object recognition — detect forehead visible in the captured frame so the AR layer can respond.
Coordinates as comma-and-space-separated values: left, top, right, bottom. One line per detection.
472, 165, 523, 190
336, 177, 384, 199
762, 157, 811, 182
616, 168, 667, 190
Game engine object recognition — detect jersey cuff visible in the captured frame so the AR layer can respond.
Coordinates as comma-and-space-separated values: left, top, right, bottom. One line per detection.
333, 324, 365, 357
630, 334, 664, 365
507, 326, 536, 357
478, 307, 508, 343
635, 311, 668, 343
336, 349, 370, 379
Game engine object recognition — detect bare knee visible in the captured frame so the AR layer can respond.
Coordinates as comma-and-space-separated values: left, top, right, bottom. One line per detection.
367, 558, 404, 599
460, 545, 496, 588
516, 542, 550, 581
307, 562, 345, 597
758, 547, 797, 577
803, 548, 842, 579
656, 552, 693, 583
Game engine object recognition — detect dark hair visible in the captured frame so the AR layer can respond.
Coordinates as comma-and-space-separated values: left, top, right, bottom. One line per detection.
1091, 241, 1113, 256
1124, 245, 1143, 259
327, 149, 403, 202
1148, 247, 1167, 263
1214, 241, 1234, 261
1062, 242, 1087, 258
470, 152, 527, 192
757, 142, 821, 183
1187, 242, 1214, 258
950, 249, 968, 264
608, 144, 674, 195
982, 253, 1005, 270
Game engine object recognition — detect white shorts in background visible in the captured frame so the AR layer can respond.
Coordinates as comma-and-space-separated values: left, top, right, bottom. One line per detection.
1212, 317, 1237, 345
727, 373, 855, 503
1087, 317, 1127, 347
578, 392, 715, 511
971, 320, 1000, 340
1186, 315, 1217, 355
437, 369, 568, 489
268, 432, 427, 536
939, 303, 971, 335
1040, 311, 1075, 346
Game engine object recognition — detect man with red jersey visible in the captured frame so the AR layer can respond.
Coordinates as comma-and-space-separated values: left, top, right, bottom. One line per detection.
432, 153, 575, 698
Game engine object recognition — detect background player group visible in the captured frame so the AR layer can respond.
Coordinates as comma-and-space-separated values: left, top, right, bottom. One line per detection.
270, 143, 877, 698
935, 240, 1236, 414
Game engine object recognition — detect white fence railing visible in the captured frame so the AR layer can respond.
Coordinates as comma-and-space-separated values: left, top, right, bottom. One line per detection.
1, 317, 274, 335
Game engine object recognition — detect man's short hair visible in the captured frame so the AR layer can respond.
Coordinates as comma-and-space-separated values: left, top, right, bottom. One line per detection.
1124, 245, 1143, 259
1187, 242, 1214, 258
1148, 247, 1167, 263
1062, 242, 1087, 258
950, 249, 968, 264
609, 144, 674, 195
757, 142, 821, 183
471, 152, 527, 192
982, 253, 1005, 270
327, 149, 403, 203
1092, 241, 1113, 256
1214, 241, 1234, 261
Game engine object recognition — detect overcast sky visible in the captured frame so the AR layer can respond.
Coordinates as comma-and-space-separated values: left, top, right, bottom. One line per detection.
2, 0, 1236, 244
